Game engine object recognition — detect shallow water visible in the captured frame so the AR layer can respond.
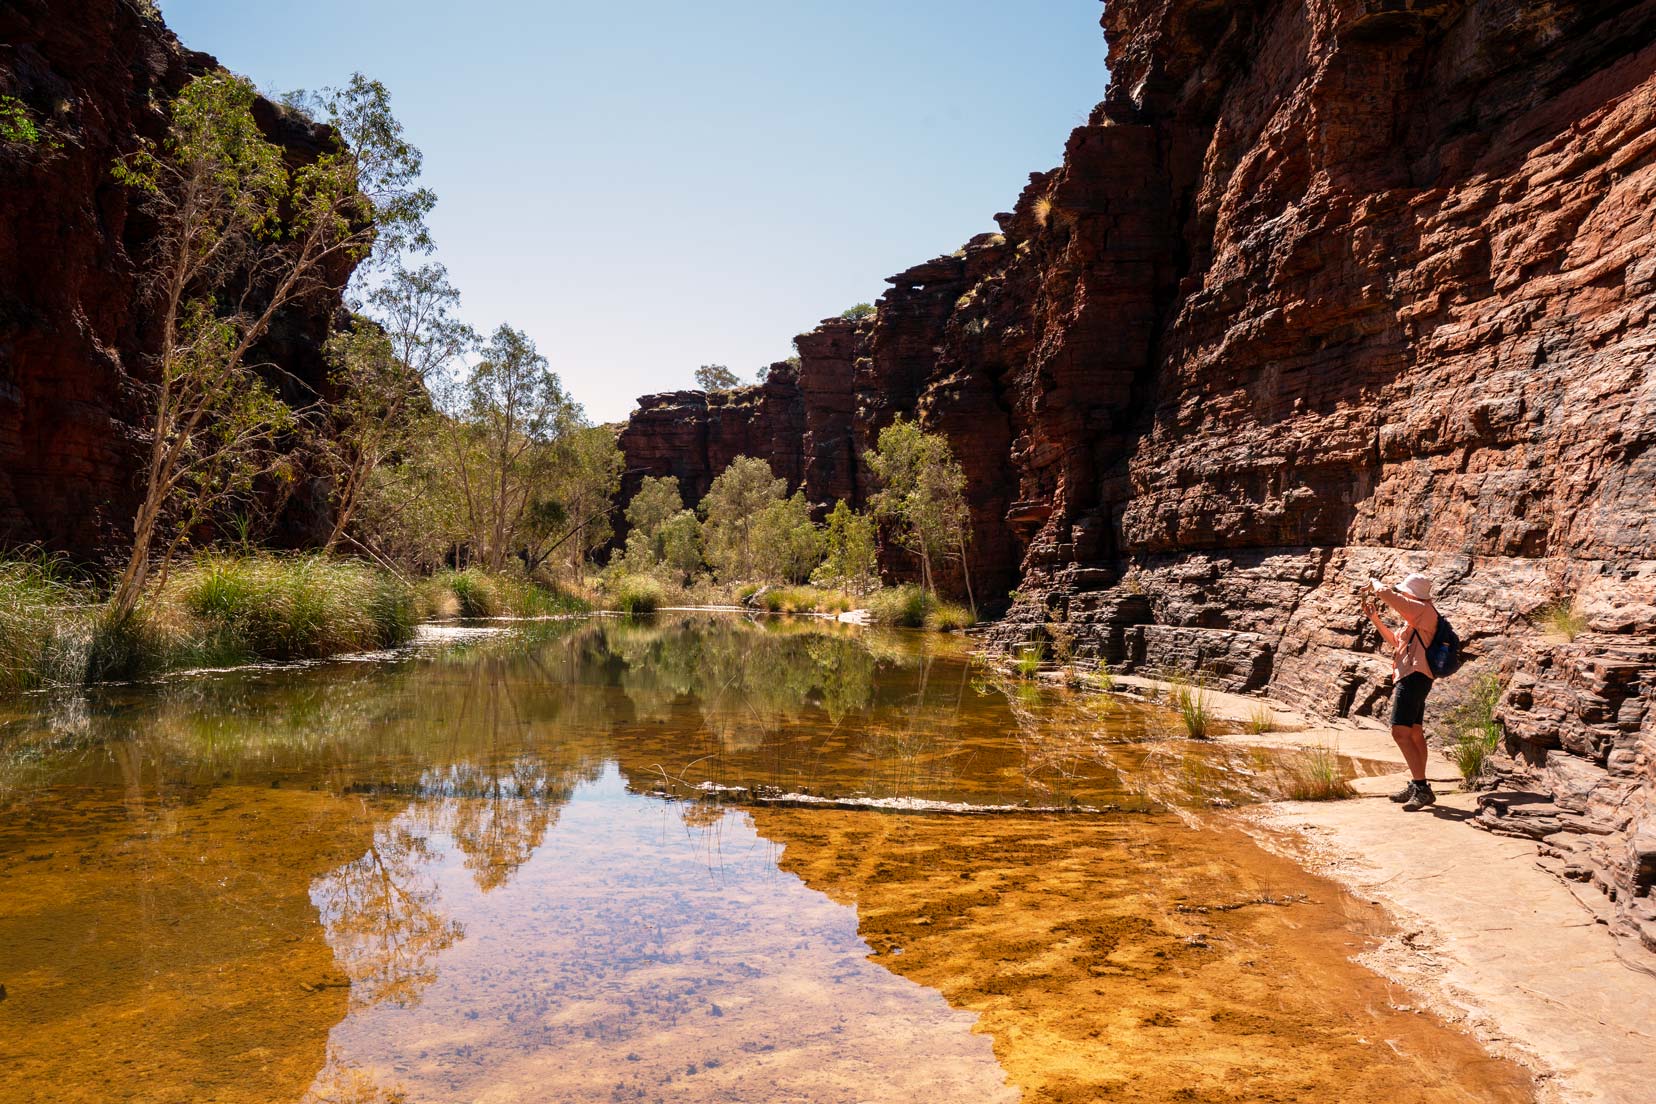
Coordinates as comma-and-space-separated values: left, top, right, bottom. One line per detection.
0, 615, 1533, 1102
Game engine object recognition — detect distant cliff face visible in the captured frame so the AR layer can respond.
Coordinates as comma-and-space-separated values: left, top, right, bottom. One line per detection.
618, 0, 1656, 960
0, 0, 347, 558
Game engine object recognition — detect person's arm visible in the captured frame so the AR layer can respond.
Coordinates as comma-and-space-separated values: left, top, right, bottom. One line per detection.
1375, 586, 1430, 629
1362, 595, 1398, 647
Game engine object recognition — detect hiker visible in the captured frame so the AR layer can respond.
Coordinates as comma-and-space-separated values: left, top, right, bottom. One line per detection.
1361, 573, 1439, 811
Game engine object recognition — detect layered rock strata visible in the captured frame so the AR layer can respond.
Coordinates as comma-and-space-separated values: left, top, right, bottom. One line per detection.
618, 0, 1656, 959
0, 0, 348, 558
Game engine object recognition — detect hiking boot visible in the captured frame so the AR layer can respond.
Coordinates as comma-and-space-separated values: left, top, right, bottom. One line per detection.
1402, 782, 1437, 812
1388, 781, 1416, 803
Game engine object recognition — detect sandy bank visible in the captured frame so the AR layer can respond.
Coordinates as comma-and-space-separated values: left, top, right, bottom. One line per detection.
1111, 676, 1656, 1104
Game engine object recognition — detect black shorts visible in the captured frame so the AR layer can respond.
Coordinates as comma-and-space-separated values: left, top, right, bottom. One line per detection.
1390, 672, 1433, 727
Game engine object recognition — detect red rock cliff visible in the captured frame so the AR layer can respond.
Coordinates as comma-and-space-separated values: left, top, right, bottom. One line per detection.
618, 0, 1656, 962
0, 0, 349, 559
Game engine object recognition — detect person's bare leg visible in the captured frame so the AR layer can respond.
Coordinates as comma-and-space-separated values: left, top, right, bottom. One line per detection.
1392, 724, 1429, 780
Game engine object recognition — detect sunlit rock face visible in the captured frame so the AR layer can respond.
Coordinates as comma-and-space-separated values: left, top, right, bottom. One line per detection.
0, 0, 351, 555
616, 0, 1656, 959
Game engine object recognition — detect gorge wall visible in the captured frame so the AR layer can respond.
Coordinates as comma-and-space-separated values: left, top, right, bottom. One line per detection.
0, 0, 346, 560
619, 0, 1656, 964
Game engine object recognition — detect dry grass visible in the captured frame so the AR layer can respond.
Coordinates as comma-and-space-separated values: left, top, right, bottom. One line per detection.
1272, 744, 1355, 801
1033, 195, 1053, 227
1534, 599, 1587, 642
1244, 704, 1276, 735
925, 601, 976, 632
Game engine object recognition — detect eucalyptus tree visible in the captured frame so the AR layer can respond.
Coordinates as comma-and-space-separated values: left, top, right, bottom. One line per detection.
435, 325, 580, 572
108, 71, 432, 616
865, 416, 971, 603
699, 456, 786, 582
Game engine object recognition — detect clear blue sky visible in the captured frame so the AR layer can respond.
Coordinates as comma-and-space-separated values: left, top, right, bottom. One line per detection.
160, 0, 1108, 422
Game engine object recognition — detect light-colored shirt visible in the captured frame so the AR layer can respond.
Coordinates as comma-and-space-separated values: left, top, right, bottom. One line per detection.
1375, 589, 1438, 680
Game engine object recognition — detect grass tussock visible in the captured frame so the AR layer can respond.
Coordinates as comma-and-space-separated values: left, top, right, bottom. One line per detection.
1273, 744, 1355, 801
1443, 671, 1505, 788
1013, 643, 1044, 680
868, 584, 930, 628
756, 585, 854, 615
1535, 599, 1587, 642
11, 553, 431, 687
1245, 703, 1277, 735
0, 557, 93, 692
925, 601, 976, 633
612, 574, 664, 616
1169, 675, 1213, 739
165, 554, 416, 662
423, 568, 587, 620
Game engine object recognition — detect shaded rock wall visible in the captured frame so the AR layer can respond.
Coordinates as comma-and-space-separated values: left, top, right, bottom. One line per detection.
617, 0, 1656, 960
0, 0, 348, 560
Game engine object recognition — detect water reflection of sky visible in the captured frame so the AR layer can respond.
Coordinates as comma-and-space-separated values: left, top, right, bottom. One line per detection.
307, 765, 1018, 1104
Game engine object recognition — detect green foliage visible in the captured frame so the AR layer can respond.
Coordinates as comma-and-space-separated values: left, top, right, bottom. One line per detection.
613, 575, 664, 615
422, 568, 583, 619
108, 69, 432, 616
435, 324, 582, 572
699, 456, 787, 582
752, 491, 823, 583
626, 476, 684, 547
0, 95, 45, 147
839, 303, 876, 321
811, 499, 878, 593
0, 557, 89, 692
754, 586, 852, 615
170, 554, 415, 661
434, 568, 499, 618
694, 364, 740, 391
925, 602, 976, 632
1013, 644, 1044, 680
865, 416, 969, 596
868, 584, 929, 628
1270, 745, 1354, 801
1535, 600, 1587, 642
1443, 672, 1504, 788
657, 509, 704, 584
1168, 675, 1213, 739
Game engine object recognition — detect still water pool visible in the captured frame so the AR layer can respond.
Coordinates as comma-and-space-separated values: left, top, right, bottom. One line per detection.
0, 615, 1532, 1103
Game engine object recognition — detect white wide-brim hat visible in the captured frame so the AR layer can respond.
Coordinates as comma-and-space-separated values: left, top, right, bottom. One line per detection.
1398, 573, 1433, 600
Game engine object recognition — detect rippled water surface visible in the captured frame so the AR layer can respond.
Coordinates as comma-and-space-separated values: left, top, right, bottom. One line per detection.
0, 615, 1533, 1103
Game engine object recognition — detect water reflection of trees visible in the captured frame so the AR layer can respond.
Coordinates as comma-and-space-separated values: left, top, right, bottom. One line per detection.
312, 818, 461, 1009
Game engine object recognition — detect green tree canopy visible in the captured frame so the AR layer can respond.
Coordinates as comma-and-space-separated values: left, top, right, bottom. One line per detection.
699, 456, 786, 582
694, 364, 740, 392
865, 416, 969, 598
626, 476, 685, 548
812, 499, 878, 593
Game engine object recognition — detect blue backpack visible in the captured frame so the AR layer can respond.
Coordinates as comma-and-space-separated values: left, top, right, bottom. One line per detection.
1421, 612, 1463, 678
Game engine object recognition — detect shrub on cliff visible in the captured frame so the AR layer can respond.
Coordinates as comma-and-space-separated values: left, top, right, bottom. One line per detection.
694, 364, 740, 391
